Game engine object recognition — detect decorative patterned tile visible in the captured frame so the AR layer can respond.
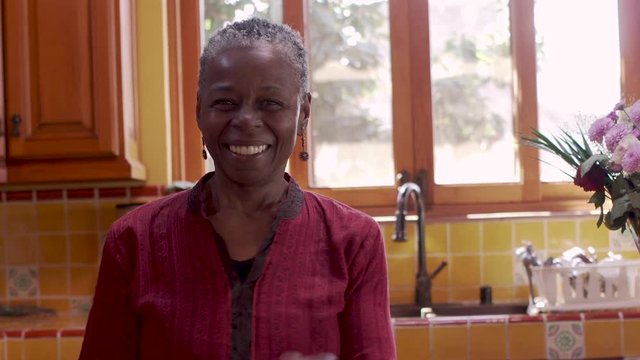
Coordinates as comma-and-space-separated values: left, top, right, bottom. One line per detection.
8, 266, 39, 299
70, 297, 93, 315
546, 321, 584, 359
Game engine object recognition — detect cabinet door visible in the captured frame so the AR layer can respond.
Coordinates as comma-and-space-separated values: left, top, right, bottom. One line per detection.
5, 0, 119, 158
0, 0, 5, 182
3, 0, 144, 182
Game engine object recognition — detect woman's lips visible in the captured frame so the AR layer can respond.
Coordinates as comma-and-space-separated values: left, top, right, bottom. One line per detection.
227, 144, 269, 156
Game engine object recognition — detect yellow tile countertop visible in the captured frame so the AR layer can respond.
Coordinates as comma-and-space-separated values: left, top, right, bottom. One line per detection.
394, 309, 640, 359
0, 310, 638, 359
0, 314, 87, 360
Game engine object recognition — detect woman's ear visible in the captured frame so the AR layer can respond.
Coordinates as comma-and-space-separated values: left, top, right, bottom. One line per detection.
297, 92, 312, 135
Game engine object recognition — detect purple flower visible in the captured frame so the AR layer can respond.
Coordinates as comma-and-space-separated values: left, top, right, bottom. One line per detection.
609, 162, 623, 172
629, 99, 640, 126
607, 111, 619, 121
611, 134, 640, 168
623, 144, 640, 173
605, 123, 635, 152
588, 116, 615, 143
614, 100, 625, 111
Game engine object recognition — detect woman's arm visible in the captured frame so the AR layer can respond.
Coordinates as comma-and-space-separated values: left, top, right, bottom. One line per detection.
339, 222, 396, 360
79, 229, 139, 359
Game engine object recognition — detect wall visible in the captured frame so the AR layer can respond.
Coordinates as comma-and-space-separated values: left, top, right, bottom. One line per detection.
1, 188, 639, 316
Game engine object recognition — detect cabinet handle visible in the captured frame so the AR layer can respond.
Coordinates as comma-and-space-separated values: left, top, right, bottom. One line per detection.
11, 114, 21, 137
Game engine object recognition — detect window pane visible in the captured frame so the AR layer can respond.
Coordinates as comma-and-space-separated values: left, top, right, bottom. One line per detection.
535, 0, 620, 183
429, 0, 514, 185
308, 0, 394, 188
202, 0, 282, 43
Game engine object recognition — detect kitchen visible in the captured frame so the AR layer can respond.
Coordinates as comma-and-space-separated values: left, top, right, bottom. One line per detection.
1, 0, 640, 359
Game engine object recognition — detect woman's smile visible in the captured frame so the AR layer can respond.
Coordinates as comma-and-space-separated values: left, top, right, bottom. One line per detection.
226, 144, 270, 156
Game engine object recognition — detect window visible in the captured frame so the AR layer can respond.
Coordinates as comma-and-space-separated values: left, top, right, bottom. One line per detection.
173, 0, 640, 217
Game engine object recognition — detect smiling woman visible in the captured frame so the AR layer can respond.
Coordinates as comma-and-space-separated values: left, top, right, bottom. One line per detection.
79, 18, 396, 360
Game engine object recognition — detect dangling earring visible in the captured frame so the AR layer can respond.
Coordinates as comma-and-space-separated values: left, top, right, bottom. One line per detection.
299, 132, 309, 161
202, 139, 208, 160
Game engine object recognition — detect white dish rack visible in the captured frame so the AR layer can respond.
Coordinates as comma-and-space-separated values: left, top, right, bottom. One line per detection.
530, 260, 640, 312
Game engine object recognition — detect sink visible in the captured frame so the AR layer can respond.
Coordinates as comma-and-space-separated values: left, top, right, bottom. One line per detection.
390, 303, 528, 318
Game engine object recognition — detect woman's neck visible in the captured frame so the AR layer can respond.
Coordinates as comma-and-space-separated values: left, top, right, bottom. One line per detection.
207, 173, 288, 215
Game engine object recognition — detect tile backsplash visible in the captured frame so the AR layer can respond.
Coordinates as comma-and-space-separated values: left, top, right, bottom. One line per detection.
1, 186, 639, 312
0, 186, 162, 314
381, 216, 640, 305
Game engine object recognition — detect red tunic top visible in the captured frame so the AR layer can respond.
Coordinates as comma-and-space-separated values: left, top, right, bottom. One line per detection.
80, 174, 396, 359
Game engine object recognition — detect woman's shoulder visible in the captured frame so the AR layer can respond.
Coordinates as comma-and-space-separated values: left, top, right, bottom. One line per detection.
108, 190, 191, 232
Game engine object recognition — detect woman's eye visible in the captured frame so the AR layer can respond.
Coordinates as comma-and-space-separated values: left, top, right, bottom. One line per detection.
211, 99, 237, 111
261, 99, 283, 110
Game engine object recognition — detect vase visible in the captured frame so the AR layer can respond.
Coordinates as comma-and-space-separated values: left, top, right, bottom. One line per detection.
626, 219, 640, 253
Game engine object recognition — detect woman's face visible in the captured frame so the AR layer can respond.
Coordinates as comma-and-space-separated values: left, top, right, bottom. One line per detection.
197, 44, 310, 186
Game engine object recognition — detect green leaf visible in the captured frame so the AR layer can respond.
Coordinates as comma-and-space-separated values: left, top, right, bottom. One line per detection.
589, 190, 606, 208
522, 127, 594, 170
611, 175, 630, 199
610, 194, 631, 222
604, 211, 627, 230
597, 210, 604, 227
628, 173, 640, 187
580, 155, 609, 176
629, 191, 640, 209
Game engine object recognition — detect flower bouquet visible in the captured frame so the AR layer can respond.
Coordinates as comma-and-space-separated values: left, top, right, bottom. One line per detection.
524, 99, 640, 252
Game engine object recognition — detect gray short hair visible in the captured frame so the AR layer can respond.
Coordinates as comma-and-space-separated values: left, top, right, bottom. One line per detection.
198, 18, 309, 96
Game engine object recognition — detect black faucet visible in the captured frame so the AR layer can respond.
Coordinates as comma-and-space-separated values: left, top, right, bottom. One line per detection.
393, 182, 447, 308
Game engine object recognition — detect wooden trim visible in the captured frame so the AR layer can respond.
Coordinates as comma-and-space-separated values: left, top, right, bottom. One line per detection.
309, 187, 397, 209
407, 0, 433, 203
92, 0, 120, 154
283, 0, 310, 187
178, 0, 204, 182
433, 183, 523, 204
167, 0, 186, 181
510, 0, 540, 202
389, 0, 415, 181
118, 0, 143, 166
0, 0, 6, 182
619, 0, 640, 102
7, 157, 146, 183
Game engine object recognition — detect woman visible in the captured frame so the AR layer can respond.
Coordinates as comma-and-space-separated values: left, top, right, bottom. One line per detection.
80, 18, 395, 360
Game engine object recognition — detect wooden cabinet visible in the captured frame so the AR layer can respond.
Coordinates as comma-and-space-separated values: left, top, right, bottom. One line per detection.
1, 0, 145, 183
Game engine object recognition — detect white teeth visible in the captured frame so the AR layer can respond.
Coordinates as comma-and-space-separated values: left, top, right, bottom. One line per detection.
229, 145, 268, 155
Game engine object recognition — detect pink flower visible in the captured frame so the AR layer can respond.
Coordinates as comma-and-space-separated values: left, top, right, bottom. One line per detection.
622, 144, 640, 173
611, 134, 640, 167
628, 99, 640, 126
614, 100, 625, 111
604, 123, 634, 152
588, 116, 615, 143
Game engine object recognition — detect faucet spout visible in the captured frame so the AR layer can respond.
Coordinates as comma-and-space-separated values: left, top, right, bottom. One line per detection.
393, 182, 446, 307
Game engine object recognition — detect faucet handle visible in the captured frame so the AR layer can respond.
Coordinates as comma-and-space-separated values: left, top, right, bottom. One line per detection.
429, 261, 447, 279
396, 170, 410, 186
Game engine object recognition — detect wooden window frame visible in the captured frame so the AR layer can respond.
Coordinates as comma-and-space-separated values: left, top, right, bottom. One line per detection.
169, 0, 640, 218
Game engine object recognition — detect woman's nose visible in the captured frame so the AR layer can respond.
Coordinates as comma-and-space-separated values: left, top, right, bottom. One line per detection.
231, 105, 262, 129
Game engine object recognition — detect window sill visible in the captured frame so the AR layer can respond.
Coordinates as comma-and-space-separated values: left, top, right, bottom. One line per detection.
369, 199, 600, 223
